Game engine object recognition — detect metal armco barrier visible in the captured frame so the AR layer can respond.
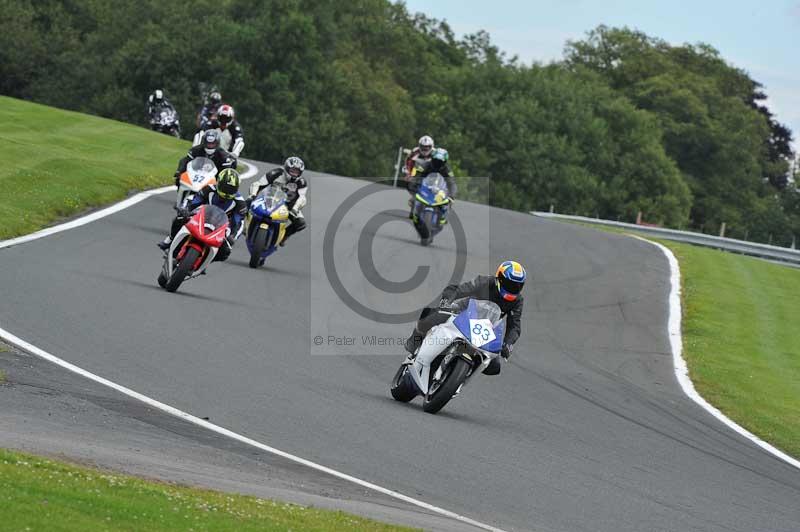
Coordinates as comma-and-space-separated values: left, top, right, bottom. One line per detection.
532, 212, 800, 266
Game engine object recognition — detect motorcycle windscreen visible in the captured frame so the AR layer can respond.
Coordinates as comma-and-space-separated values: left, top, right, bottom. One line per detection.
419, 173, 448, 204
188, 157, 216, 176
202, 204, 229, 231
256, 185, 288, 213
452, 299, 505, 353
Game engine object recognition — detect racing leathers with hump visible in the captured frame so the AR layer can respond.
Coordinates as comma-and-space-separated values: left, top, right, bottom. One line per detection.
197, 104, 245, 157
174, 130, 236, 186
249, 157, 307, 246
159, 168, 247, 262
404, 261, 527, 376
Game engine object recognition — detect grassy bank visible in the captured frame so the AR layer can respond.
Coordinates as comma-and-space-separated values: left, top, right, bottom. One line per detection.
666, 240, 800, 457
0, 449, 415, 531
0, 96, 186, 239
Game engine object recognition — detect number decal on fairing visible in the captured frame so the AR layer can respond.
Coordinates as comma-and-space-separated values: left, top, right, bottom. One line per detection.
469, 319, 496, 347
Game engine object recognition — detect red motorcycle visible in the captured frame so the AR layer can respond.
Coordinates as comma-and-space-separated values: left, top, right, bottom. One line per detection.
157, 205, 229, 293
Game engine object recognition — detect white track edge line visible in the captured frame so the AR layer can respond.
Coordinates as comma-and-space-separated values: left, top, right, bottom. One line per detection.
633, 235, 800, 471
0, 163, 258, 250
0, 328, 503, 532
0, 161, 505, 532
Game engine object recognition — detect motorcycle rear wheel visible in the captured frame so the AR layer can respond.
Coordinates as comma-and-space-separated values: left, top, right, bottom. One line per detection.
165, 247, 200, 293
423, 357, 471, 414
249, 227, 269, 268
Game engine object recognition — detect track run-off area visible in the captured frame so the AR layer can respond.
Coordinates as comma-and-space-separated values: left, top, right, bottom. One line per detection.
1, 160, 799, 532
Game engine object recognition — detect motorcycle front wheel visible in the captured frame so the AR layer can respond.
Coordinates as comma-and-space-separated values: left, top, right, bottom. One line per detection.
249, 227, 269, 268
423, 356, 471, 414
165, 247, 200, 293
390, 364, 419, 402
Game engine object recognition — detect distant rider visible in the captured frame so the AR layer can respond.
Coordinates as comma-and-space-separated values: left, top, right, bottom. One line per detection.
146, 89, 178, 130
158, 168, 247, 262
404, 260, 527, 375
403, 135, 435, 184
407, 148, 457, 221
196, 91, 222, 130
199, 104, 245, 157
173, 130, 237, 187
248, 157, 308, 246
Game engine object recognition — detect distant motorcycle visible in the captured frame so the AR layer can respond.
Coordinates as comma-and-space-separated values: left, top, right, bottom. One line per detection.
157, 205, 229, 293
390, 299, 505, 414
175, 157, 218, 210
411, 173, 451, 246
245, 185, 290, 268
151, 108, 181, 138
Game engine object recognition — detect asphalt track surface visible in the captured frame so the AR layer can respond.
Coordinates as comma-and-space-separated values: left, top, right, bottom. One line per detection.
1, 161, 799, 531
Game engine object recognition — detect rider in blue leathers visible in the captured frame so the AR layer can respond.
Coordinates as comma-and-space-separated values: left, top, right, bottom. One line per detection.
158, 168, 247, 262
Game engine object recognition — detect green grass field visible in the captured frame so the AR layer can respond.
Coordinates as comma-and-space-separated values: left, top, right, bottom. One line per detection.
666, 240, 800, 457
0, 96, 185, 239
0, 449, 415, 532
0, 96, 248, 240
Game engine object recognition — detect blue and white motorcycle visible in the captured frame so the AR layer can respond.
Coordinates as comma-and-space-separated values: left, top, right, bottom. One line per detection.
411, 173, 451, 246
390, 299, 505, 414
245, 184, 290, 268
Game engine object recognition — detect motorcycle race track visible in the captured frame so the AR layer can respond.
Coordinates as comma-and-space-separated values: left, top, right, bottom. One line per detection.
1, 160, 799, 532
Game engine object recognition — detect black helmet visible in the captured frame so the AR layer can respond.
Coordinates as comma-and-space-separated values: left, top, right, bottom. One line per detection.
203, 130, 220, 155
216, 168, 240, 200
209, 91, 221, 105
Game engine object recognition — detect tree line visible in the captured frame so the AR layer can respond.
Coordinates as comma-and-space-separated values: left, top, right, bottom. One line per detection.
2, 0, 797, 244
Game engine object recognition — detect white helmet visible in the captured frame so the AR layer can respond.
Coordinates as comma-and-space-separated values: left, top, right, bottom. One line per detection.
418, 135, 434, 156
284, 156, 305, 178
150, 89, 164, 104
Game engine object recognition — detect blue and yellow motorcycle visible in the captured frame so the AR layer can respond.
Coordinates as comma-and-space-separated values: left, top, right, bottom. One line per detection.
411, 173, 451, 246
245, 185, 290, 268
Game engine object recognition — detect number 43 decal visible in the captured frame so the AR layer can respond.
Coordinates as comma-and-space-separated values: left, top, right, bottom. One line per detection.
469, 318, 496, 347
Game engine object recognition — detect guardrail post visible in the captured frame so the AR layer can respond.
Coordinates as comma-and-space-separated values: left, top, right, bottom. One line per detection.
636, 211, 642, 225
719, 222, 726, 238
549, 204, 554, 213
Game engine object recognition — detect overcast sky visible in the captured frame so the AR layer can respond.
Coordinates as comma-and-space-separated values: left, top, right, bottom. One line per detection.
401, 0, 799, 151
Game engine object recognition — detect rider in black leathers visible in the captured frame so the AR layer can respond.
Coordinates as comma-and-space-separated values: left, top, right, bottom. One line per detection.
173, 130, 236, 186
146, 89, 178, 130
404, 262, 527, 375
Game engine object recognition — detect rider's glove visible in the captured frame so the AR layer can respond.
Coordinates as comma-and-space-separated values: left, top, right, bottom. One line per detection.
501, 343, 513, 360
438, 298, 452, 310
176, 208, 190, 220
173, 171, 181, 186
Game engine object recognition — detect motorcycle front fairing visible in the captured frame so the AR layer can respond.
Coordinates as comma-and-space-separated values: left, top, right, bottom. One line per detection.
164, 205, 228, 279
177, 157, 218, 208
246, 186, 290, 256
409, 299, 506, 395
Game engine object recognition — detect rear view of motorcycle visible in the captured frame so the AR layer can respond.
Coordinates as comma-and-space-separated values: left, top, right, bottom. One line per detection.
410, 173, 452, 246
391, 299, 506, 414
157, 205, 229, 293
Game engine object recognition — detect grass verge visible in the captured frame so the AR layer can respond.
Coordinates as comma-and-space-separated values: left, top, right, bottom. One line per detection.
570, 221, 800, 458
666, 240, 800, 458
0, 96, 249, 240
0, 449, 416, 532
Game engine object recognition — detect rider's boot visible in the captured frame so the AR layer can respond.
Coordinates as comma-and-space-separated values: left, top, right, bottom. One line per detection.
157, 236, 172, 251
